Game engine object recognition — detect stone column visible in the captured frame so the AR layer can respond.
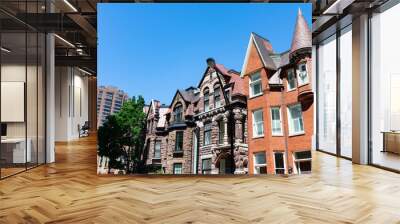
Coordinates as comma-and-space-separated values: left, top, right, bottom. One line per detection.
223, 116, 228, 145
234, 110, 243, 143
211, 152, 218, 174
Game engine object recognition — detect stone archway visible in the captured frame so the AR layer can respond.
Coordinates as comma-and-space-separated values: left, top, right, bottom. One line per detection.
213, 150, 234, 174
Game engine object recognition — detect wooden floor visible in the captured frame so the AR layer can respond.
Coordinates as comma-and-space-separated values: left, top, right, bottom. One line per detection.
1, 135, 400, 223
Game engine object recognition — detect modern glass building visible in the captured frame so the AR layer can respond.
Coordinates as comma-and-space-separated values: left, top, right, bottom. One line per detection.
0, 1, 97, 179
313, 0, 400, 172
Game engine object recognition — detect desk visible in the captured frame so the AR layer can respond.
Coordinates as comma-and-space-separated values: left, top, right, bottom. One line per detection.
1, 138, 31, 163
382, 131, 400, 154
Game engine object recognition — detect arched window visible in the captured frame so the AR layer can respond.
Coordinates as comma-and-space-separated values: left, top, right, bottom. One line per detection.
214, 85, 221, 108
173, 103, 183, 122
204, 88, 210, 112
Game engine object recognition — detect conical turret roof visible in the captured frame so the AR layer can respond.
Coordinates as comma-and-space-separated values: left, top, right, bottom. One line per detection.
290, 8, 311, 56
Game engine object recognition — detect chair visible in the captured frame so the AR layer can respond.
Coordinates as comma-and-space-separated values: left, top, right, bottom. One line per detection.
79, 121, 90, 138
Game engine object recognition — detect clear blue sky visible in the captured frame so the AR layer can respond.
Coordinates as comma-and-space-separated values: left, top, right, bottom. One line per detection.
98, 3, 311, 105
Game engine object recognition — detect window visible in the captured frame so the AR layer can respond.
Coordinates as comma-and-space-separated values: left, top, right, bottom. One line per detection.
274, 152, 285, 174
318, 34, 337, 155
294, 151, 312, 174
297, 63, 309, 86
252, 109, 264, 137
214, 86, 221, 108
249, 72, 262, 97
253, 152, 267, 174
175, 131, 183, 152
225, 90, 231, 102
204, 122, 211, 146
174, 104, 183, 123
218, 120, 224, 144
204, 89, 210, 112
154, 140, 161, 159
287, 104, 304, 135
173, 163, 182, 174
202, 158, 212, 174
287, 69, 297, 91
270, 107, 282, 135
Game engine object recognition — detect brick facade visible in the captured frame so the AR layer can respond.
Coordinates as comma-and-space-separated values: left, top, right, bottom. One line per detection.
143, 9, 312, 175
243, 9, 313, 175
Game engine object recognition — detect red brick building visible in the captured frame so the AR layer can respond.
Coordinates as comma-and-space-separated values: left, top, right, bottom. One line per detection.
241, 9, 313, 175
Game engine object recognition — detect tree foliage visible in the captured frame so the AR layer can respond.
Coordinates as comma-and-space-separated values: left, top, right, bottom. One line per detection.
97, 96, 147, 173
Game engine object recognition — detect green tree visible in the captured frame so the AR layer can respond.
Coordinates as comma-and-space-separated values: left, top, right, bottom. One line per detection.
116, 96, 147, 173
98, 95, 147, 174
98, 115, 125, 173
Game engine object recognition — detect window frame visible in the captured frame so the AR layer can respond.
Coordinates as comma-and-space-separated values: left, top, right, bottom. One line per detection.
203, 122, 212, 146
214, 85, 221, 108
296, 62, 309, 86
204, 89, 210, 112
270, 106, 283, 136
293, 150, 312, 174
273, 151, 286, 174
202, 158, 212, 174
287, 68, 297, 91
252, 109, 264, 138
287, 103, 305, 136
173, 103, 183, 123
253, 152, 267, 174
249, 72, 263, 98
175, 131, 184, 152
173, 163, 183, 174
154, 140, 161, 159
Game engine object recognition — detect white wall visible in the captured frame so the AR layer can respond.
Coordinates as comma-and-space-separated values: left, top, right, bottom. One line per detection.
55, 67, 89, 141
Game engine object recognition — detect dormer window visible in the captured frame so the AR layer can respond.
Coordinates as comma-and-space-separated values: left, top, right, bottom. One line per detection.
204, 89, 210, 112
214, 85, 221, 108
173, 104, 183, 123
297, 63, 309, 86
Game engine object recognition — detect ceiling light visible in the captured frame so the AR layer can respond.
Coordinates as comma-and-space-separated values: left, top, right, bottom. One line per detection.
54, 34, 75, 48
1, 47, 11, 53
63, 0, 78, 12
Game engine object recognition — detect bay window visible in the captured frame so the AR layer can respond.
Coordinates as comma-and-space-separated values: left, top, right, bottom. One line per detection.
287, 69, 297, 91
297, 63, 309, 86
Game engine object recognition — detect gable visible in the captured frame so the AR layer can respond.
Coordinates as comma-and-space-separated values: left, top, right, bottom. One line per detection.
169, 91, 186, 110
244, 41, 265, 75
197, 66, 225, 92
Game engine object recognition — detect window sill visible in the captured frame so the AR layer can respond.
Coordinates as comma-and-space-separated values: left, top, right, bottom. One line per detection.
271, 134, 284, 137
252, 135, 264, 139
287, 88, 297, 92
249, 93, 263, 99
288, 132, 305, 137
297, 82, 309, 88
